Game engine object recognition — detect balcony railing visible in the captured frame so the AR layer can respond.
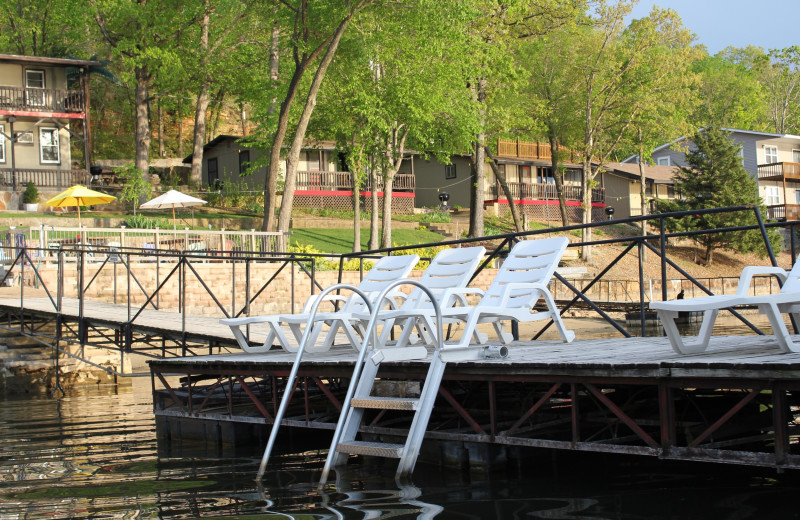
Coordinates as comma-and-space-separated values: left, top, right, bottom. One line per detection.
0, 86, 85, 114
757, 161, 800, 181
497, 138, 582, 163
487, 181, 604, 203
0, 168, 88, 189
766, 203, 800, 221
296, 171, 415, 192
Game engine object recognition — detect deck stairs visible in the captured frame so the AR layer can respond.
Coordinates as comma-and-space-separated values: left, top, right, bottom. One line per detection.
255, 280, 479, 484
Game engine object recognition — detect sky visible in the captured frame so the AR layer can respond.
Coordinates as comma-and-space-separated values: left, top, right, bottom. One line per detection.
627, 0, 800, 55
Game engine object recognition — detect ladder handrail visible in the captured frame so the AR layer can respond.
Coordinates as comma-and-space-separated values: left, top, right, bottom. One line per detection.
319, 279, 445, 485
255, 283, 374, 481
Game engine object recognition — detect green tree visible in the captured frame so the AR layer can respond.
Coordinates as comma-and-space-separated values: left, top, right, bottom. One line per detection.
0, 0, 91, 57
116, 163, 151, 215
658, 127, 776, 265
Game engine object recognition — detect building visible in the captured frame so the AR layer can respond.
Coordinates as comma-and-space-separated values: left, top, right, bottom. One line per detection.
416, 139, 607, 223
624, 129, 800, 221
183, 135, 417, 214
603, 162, 677, 219
0, 54, 100, 206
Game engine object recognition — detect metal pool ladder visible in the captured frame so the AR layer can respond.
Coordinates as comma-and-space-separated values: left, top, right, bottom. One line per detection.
319, 279, 448, 484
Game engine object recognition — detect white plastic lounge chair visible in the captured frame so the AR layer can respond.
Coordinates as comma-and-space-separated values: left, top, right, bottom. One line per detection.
382, 237, 575, 353
221, 254, 419, 353
356, 245, 487, 348
650, 262, 800, 354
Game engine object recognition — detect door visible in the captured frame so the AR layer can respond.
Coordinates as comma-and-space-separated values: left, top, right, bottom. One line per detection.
519, 166, 531, 198
207, 157, 219, 188
25, 70, 46, 107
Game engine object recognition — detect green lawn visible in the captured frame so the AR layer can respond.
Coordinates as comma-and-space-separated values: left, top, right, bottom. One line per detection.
290, 227, 446, 254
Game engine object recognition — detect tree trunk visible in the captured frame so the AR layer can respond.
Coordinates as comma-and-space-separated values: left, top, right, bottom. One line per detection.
548, 132, 570, 227
484, 146, 523, 232
468, 78, 487, 238
469, 139, 485, 238
369, 160, 379, 250
177, 98, 185, 159
380, 171, 394, 249
134, 65, 151, 197
157, 99, 164, 160
581, 158, 593, 262
351, 167, 361, 252
190, 8, 211, 188
277, 17, 352, 238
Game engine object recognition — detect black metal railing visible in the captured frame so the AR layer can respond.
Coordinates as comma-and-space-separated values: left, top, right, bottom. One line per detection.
0, 86, 85, 114
0, 205, 794, 373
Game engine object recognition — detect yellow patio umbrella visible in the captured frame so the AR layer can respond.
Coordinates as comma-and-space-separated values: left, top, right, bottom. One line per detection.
42, 185, 117, 228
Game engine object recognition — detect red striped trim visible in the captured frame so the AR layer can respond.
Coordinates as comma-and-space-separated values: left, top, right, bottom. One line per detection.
0, 109, 84, 119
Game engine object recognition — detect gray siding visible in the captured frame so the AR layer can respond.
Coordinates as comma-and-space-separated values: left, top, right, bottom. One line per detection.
413, 155, 472, 208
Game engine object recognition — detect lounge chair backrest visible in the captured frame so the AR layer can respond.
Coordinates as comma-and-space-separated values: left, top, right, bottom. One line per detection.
401, 246, 486, 308
781, 259, 800, 294
341, 254, 420, 312
478, 236, 569, 309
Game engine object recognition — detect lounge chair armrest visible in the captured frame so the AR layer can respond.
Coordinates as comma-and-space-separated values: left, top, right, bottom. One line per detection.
221, 315, 277, 327
497, 282, 551, 307
735, 266, 788, 296
436, 287, 483, 308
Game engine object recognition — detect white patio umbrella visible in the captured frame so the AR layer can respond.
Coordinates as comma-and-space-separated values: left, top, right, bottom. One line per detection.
139, 189, 207, 229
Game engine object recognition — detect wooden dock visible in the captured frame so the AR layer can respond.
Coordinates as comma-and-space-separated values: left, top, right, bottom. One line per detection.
150, 333, 800, 472
3, 293, 800, 472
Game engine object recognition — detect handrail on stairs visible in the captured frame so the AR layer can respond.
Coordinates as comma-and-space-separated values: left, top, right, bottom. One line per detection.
255, 283, 374, 481
318, 279, 445, 485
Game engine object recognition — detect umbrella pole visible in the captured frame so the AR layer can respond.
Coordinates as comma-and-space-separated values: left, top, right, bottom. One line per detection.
172, 205, 176, 230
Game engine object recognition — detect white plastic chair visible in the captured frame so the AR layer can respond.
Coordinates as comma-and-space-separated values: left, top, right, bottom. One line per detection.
355, 245, 487, 348
377, 237, 575, 354
650, 261, 800, 354
221, 254, 420, 353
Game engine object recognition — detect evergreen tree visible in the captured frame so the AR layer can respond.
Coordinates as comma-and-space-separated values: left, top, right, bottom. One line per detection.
659, 127, 777, 265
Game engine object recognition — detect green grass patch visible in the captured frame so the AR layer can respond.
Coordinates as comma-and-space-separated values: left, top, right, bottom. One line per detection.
290, 227, 446, 254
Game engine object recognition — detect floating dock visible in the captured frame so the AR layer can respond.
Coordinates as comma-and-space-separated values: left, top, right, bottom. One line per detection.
150, 334, 800, 471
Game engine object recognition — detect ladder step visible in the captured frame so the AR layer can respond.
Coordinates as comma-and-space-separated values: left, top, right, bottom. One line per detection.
351, 396, 420, 410
337, 440, 404, 458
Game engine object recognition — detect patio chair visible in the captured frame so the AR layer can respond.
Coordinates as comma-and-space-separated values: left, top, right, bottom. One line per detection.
221, 254, 420, 353
354, 245, 487, 348
649, 261, 800, 354
382, 237, 575, 354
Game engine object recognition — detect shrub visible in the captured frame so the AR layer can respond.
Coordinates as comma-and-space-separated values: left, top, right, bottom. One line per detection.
124, 214, 171, 229
288, 242, 375, 271
23, 182, 39, 204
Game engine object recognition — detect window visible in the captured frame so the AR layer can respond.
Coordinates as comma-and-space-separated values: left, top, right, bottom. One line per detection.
445, 163, 456, 179
0, 124, 4, 163
207, 157, 219, 187
25, 69, 45, 106
667, 185, 675, 198
14, 131, 33, 144
537, 167, 555, 184
238, 150, 250, 174
656, 156, 670, 166
765, 185, 781, 206
764, 145, 779, 164
304, 151, 321, 171
793, 149, 800, 163
564, 170, 581, 184
645, 180, 654, 196
795, 189, 800, 205
39, 128, 59, 163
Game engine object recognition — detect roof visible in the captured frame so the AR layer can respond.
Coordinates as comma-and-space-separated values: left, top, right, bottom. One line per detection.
622, 127, 800, 162
181, 135, 341, 163
605, 162, 677, 184
0, 53, 102, 68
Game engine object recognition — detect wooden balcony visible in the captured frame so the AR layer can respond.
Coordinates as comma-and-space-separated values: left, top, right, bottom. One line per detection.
0, 86, 86, 117
296, 171, 415, 192
766, 203, 800, 221
487, 181, 604, 204
757, 162, 800, 182
0, 168, 88, 189
497, 138, 582, 163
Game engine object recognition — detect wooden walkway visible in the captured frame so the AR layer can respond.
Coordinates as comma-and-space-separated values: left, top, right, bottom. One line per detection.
4, 294, 800, 471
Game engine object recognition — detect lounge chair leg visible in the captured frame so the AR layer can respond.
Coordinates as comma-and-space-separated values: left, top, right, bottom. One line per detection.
657, 309, 717, 354
759, 302, 799, 353
540, 291, 575, 343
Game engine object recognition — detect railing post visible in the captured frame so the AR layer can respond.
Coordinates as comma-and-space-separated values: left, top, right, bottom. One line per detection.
660, 217, 667, 301
638, 239, 646, 337
754, 206, 777, 266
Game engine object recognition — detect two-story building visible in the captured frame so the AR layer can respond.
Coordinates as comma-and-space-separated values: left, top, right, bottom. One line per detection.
0, 53, 99, 207
624, 128, 800, 221
183, 135, 417, 214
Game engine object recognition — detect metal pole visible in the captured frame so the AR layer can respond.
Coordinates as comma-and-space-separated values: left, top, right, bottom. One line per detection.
660, 217, 667, 301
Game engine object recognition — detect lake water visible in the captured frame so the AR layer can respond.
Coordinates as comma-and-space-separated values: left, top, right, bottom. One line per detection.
3, 318, 800, 518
